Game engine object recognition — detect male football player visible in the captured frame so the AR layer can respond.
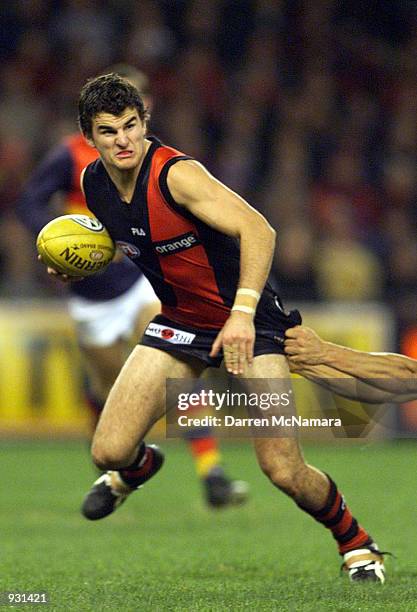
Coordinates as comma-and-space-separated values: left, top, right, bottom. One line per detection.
42, 73, 388, 583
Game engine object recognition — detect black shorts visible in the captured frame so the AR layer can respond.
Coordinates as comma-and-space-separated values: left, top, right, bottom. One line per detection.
140, 296, 302, 368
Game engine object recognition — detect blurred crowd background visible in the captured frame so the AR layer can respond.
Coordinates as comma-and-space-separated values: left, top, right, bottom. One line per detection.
1, 0, 417, 349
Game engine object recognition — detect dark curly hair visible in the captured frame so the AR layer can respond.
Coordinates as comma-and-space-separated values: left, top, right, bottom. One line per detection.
78, 73, 150, 139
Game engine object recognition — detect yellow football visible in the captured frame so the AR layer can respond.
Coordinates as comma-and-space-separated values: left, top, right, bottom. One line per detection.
36, 214, 116, 276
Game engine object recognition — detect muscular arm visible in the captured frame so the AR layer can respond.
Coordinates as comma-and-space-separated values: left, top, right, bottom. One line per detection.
288, 361, 417, 403
167, 160, 276, 295
285, 326, 417, 401
166, 159, 276, 374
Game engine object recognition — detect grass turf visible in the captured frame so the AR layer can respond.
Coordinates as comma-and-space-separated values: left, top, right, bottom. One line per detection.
2, 439, 417, 611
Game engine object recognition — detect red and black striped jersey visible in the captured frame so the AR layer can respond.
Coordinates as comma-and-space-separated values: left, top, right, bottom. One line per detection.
83, 137, 278, 329
83, 137, 238, 328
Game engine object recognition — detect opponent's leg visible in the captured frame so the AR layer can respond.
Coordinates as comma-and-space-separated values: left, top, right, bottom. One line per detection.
81, 340, 128, 401
184, 366, 249, 507
186, 430, 249, 508
243, 354, 385, 583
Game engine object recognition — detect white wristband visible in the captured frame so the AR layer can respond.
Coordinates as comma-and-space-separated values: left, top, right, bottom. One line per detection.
236, 288, 261, 301
231, 305, 256, 315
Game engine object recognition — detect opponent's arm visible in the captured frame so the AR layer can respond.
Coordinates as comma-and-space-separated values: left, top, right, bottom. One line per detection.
288, 360, 416, 403
166, 159, 276, 374
16, 144, 74, 235
285, 326, 417, 399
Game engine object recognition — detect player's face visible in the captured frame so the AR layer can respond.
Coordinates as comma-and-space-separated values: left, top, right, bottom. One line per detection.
89, 108, 147, 171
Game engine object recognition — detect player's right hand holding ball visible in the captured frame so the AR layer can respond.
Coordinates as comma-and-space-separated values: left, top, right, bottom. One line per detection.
37, 255, 84, 283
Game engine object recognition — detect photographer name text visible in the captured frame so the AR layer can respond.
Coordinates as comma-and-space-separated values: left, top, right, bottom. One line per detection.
177, 415, 342, 428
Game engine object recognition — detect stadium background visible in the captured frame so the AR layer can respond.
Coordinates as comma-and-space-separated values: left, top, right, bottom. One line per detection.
1, 0, 416, 435
1, 2, 417, 610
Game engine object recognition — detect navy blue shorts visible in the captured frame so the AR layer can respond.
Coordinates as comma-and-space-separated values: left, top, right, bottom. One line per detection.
140, 296, 302, 368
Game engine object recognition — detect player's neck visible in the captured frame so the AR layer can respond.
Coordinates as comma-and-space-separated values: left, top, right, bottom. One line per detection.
105, 139, 151, 204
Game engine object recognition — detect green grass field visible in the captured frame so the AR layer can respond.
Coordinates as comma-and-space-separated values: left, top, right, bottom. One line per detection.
2, 439, 417, 611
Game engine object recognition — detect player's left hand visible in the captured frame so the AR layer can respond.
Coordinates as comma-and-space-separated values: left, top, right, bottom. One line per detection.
210, 311, 255, 375
284, 326, 325, 365
37, 255, 84, 283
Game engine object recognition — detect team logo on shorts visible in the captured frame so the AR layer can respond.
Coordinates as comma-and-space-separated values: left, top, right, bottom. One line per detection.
116, 241, 141, 259
161, 328, 175, 340
145, 323, 195, 345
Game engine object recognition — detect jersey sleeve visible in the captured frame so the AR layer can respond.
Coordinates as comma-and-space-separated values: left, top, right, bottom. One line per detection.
16, 143, 74, 235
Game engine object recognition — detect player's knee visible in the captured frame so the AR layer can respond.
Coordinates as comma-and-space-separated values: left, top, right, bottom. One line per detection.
258, 459, 304, 498
91, 441, 132, 470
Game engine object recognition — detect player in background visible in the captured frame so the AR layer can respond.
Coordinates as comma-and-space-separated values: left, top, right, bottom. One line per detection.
285, 325, 417, 403
43, 73, 388, 583
16, 64, 248, 509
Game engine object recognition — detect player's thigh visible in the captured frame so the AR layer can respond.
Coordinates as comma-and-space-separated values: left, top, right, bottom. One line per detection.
94, 345, 205, 451
241, 353, 305, 470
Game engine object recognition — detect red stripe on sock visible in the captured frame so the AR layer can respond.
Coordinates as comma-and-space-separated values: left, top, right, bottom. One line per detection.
319, 491, 342, 522
121, 447, 153, 480
189, 437, 218, 457
324, 499, 372, 553
339, 528, 371, 555
300, 481, 373, 555
333, 510, 354, 536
